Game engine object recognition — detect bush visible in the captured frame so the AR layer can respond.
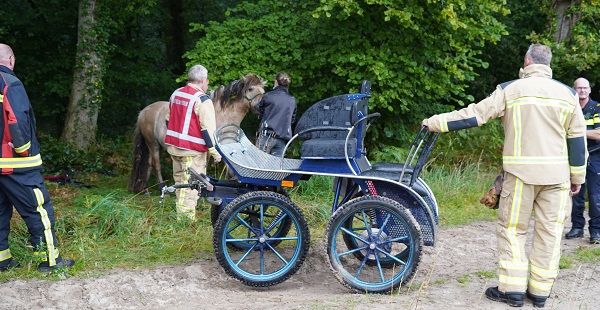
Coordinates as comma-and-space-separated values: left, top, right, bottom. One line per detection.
38, 133, 131, 176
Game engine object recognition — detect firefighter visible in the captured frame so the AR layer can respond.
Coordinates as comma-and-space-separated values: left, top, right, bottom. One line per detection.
422, 44, 586, 308
0, 43, 75, 272
165, 65, 221, 221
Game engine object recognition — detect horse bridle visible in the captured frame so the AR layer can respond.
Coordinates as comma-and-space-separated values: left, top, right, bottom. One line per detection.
245, 90, 264, 102
245, 89, 264, 110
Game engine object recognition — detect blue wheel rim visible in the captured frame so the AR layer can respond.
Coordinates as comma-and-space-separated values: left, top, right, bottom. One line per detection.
332, 207, 415, 291
221, 200, 304, 282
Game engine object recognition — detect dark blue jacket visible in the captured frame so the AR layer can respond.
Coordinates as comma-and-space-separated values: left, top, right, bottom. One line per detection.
582, 99, 600, 154
0, 65, 42, 174
256, 86, 297, 141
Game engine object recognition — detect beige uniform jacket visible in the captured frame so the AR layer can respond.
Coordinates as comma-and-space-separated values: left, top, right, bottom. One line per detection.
166, 95, 219, 157
426, 64, 587, 185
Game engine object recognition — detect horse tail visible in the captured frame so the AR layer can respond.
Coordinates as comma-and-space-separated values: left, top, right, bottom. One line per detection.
128, 124, 150, 193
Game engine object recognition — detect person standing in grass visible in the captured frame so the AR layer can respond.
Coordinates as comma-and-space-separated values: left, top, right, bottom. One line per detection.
422, 43, 586, 308
0, 43, 75, 273
165, 64, 221, 221
565, 77, 600, 244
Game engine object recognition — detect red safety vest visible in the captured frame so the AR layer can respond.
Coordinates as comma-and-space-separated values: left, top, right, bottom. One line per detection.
165, 85, 209, 152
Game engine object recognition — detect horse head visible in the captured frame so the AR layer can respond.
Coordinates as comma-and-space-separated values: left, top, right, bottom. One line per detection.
241, 73, 266, 112
213, 73, 265, 113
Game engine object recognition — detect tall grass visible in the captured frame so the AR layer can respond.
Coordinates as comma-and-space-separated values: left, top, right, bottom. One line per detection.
1, 158, 497, 280
422, 159, 498, 226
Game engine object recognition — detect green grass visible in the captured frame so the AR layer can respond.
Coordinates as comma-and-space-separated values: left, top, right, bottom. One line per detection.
475, 269, 497, 279
560, 245, 600, 269
457, 274, 470, 285
1, 159, 500, 281
422, 160, 498, 227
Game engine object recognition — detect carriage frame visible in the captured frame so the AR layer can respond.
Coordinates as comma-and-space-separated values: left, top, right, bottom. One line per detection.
161, 80, 440, 294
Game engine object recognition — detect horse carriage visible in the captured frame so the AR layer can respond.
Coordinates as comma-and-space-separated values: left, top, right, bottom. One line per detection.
159, 80, 440, 294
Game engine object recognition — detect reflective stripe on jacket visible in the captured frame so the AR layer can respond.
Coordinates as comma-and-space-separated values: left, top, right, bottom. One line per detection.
0, 66, 42, 174
426, 64, 587, 185
581, 99, 600, 153
165, 85, 209, 152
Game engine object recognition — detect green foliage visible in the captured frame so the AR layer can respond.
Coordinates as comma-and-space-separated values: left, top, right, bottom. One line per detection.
0, 0, 79, 135
457, 274, 470, 284
429, 119, 504, 166
184, 0, 509, 150
466, 1, 548, 100
38, 133, 130, 175
573, 246, 600, 264
529, 0, 600, 86
288, 175, 335, 229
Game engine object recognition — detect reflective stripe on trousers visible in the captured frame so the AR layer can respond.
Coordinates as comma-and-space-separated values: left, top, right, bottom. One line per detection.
170, 153, 208, 221
497, 172, 571, 295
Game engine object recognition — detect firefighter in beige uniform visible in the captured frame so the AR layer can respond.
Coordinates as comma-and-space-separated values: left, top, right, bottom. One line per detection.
423, 44, 586, 308
165, 65, 221, 220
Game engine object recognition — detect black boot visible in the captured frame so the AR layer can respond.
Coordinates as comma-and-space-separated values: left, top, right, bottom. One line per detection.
526, 291, 548, 308
590, 231, 600, 244
0, 259, 20, 272
565, 228, 584, 239
38, 256, 76, 273
485, 286, 524, 307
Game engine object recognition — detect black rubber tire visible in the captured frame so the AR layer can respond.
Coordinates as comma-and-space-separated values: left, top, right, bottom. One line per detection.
210, 204, 220, 227
342, 213, 410, 267
340, 192, 410, 267
213, 191, 310, 287
210, 198, 292, 250
325, 195, 423, 294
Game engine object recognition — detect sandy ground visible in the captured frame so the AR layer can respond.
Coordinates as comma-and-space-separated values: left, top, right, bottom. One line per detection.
0, 219, 598, 310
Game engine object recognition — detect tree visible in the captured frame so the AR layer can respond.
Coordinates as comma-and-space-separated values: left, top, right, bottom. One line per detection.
61, 0, 167, 148
0, 0, 79, 135
184, 1, 508, 151
61, 0, 104, 149
537, 0, 600, 86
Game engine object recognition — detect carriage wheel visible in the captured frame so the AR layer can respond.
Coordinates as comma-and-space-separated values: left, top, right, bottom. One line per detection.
213, 191, 310, 287
210, 195, 292, 250
341, 214, 410, 267
325, 196, 422, 294
339, 193, 410, 267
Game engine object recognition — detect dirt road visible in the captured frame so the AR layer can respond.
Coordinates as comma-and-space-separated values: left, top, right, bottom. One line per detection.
1, 220, 598, 310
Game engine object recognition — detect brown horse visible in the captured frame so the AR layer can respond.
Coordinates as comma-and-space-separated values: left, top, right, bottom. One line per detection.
128, 73, 265, 194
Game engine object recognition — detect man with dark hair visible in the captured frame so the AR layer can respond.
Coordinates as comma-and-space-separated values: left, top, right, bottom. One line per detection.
423, 44, 587, 308
0, 43, 75, 272
566, 77, 600, 244
256, 72, 297, 157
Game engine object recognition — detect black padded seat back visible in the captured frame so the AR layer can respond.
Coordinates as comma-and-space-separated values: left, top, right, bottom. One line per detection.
300, 138, 358, 159
294, 94, 369, 159
294, 95, 354, 140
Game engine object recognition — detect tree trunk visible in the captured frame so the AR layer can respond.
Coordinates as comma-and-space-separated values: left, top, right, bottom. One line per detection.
61, 0, 103, 149
552, 0, 582, 43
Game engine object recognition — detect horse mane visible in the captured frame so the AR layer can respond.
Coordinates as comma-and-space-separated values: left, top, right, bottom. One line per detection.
212, 73, 264, 109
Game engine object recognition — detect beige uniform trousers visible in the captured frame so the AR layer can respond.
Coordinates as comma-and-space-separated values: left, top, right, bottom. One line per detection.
170, 152, 208, 220
497, 172, 571, 296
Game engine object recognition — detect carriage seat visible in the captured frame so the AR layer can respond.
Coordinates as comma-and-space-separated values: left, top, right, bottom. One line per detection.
294, 92, 369, 159
215, 125, 303, 181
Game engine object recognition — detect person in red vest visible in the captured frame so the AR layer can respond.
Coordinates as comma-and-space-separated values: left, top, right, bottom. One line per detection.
0, 43, 75, 272
165, 65, 221, 220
